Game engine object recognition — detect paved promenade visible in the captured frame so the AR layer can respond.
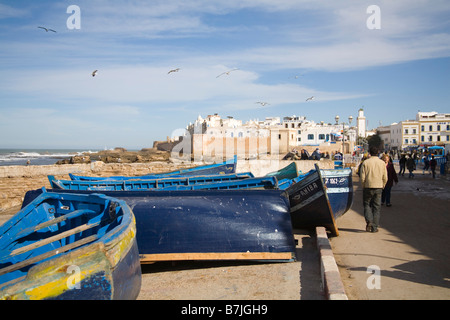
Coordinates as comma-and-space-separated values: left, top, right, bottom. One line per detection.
330, 170, 450, 299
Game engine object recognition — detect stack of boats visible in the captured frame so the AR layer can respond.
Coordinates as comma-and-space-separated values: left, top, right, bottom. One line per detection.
0, 157, 353, 299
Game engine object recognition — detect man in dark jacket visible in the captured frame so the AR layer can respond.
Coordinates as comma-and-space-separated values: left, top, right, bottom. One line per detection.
430, 155, 437, 179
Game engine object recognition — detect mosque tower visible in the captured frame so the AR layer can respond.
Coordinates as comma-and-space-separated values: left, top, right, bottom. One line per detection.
357, 108, 366, 138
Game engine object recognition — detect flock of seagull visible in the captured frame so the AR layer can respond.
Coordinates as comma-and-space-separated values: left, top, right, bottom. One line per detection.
38, 26, 316, 105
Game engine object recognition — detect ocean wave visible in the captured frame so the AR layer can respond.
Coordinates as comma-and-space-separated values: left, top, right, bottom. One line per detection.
0, 149, 98, 164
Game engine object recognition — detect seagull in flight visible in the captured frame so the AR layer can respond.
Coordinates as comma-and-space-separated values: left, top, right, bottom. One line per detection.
92, 70, 98, 77
305, 96, 315, 102
216, 68, 239, 78
38, 26, 56, 33
256, 102, 270, 107
168, 68, 181, 74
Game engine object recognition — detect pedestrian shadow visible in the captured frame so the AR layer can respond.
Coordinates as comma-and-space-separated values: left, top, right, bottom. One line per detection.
337, 228, 366, 234
347, 259, 450, 290
293, 229, 326, 300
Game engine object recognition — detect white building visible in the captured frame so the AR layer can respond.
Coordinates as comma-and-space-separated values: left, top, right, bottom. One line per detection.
390, 120, 419, 150
377, 125, 392, 150
376, 111, 450, 151
416, 111, 450, 145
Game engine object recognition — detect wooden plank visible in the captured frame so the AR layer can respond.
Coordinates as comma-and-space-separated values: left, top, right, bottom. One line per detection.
139, 252, 294, 263
10, 220, 102, 257
15, 209, 96, 240
0, 234, 99, 277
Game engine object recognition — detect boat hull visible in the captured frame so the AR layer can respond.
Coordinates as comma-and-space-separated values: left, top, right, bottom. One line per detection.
49, 175, 276, 191
69, 158, 237, 181
22, 189, 297, 263
49, 173, 256, 191
320, 168, 353, 219
266, 161, 299, 181
286, 165, 338, 236
0, 192, 141, 300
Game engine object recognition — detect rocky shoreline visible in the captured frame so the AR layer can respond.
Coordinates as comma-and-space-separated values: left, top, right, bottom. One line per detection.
55, 147, 171, 165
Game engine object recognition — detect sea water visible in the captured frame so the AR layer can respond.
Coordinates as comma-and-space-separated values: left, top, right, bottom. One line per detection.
0, 149, 100, 166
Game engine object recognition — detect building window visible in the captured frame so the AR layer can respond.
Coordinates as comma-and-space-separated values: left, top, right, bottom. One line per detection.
318, 134, 325, 140
429, 136, 433, 142
429, 125, 433, 131
421, 125, 425, 131
413, 129, 416, 134
308, 134, 314, 140
437, 136, 441, 142
297, 137, 301, 142
437, 125, 441, 131
405, 139, 408, 144
405, 129, 409, 134
278, 134, 281, 140
421, 136, 424, 142
412, 139, 417, 144
447, 125, 450, 130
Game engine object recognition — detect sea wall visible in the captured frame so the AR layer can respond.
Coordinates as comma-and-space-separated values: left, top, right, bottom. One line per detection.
0, 159, 334, 212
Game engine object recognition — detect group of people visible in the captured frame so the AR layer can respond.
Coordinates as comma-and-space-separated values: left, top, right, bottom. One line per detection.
359, 146, 444, 233
282, 148, 343, 161
399, 153, 438, 178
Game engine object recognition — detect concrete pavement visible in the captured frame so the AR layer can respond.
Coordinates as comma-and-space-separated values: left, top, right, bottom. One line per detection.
330, 171, 450, 299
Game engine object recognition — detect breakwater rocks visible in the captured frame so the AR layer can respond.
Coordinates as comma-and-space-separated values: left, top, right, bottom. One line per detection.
56, 147, 171, 165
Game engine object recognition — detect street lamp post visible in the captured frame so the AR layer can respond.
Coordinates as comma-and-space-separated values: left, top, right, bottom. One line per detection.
335, 115, 353, 154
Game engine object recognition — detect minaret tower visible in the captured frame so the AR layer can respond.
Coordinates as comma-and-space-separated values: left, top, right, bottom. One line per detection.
357, 108, 366, 138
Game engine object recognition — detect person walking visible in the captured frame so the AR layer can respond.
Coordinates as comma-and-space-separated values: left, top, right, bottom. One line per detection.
406, 155, 416, 178
430, 155, 437, 179
399, 154, 406, 176
422, 155, 430, 174
381, 154, 398, 207
359, 146, 388, 233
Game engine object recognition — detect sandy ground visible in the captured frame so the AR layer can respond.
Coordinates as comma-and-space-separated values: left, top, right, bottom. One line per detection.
331, 169, 450, 300
137, 229, 325, 300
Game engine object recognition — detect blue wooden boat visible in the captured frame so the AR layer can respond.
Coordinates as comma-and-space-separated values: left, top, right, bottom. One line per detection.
0, 191, 141, 300
320, 168, 353, 219
69, 157, 237, 181
48, 173, 256, 191
265, 161, 299, 181
283, 165, 339, 236
22, 189, 297, 263
49, 175, 275, 191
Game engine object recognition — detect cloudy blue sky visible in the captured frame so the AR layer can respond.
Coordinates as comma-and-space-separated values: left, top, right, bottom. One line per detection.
0, 0, 449, 149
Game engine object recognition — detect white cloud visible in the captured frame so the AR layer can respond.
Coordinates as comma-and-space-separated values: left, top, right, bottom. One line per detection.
0, 4, 28, 19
